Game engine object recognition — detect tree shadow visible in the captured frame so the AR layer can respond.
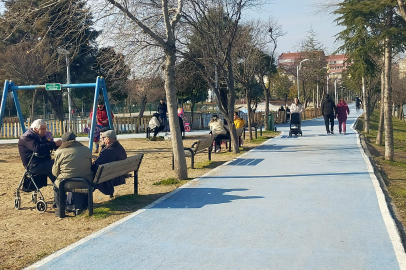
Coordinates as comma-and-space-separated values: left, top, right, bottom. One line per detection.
152, 188, 263, 209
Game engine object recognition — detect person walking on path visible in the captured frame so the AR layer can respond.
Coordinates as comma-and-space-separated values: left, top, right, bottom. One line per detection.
336, 98, 350, 134
321, 94, 336, 135
355, 95, 362, 112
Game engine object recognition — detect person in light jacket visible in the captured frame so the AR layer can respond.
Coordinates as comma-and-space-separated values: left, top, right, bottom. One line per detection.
148, 113, 164, 140
209, 115, 228, 153
290, 98, 303, 113
52, 132, 93, 216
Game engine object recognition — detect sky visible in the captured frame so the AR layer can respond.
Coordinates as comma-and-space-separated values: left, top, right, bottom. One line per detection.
244, 0, 344, 57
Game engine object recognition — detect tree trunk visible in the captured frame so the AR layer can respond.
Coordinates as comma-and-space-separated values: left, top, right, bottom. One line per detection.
225, 55, 239, 153
376, 64, 385, 145
362, 77, 369, 133
164, 50, 187, 179
137, 94, 147, 129
190, 102, 195, 129
246, 90, 252, 141
30, 90, 39, 121
384, 37, 394, 161
264, 88, 270, 131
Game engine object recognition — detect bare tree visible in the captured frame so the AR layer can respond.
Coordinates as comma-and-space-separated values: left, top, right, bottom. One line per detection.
182, 0, 261, 153
1, 41, 59, 121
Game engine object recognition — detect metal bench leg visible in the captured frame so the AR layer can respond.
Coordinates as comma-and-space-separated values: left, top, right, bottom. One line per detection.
208, 147, 212, 161
260, 127, 262, 136
88, 189, 93, 216
134, 171, 138, 195
255, 128, 257, 139
191, 153, 195, 169
172, 153, 174, 170
228, 140, 231, 152
59, 185, 66, 218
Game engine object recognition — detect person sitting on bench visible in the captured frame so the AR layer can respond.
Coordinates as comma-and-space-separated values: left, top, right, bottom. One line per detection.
52, 132, 93, 216
92, 130, 127, 197
209, 115, 229, 153
148, 113, 165, 140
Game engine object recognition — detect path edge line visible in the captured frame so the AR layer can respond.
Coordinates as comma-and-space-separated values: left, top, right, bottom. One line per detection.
352, 117, 406, 269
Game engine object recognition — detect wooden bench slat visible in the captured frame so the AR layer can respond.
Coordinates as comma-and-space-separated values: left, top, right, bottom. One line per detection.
94, 154, 143, 185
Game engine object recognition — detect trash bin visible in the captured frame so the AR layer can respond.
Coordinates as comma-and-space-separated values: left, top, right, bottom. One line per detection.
262, 113, 275, 131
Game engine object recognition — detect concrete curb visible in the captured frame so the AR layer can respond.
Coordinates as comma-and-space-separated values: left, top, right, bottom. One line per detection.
355, 117, 406, 252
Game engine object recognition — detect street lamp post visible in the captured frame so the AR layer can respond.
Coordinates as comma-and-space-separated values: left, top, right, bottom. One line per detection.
57, 48, 72, 125
297, 59, 309, 99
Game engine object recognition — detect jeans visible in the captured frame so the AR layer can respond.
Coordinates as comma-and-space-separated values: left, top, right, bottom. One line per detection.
323, 115, 334, 132
214, 134, 230, 150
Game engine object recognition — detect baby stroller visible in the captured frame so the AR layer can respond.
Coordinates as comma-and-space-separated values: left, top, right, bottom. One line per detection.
289, 112, 302, 137
14, 153, 48, 212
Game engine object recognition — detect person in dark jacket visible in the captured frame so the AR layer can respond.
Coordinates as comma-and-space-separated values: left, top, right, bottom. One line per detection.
157, 99, 168, 123
91, 130, 127, 197
18, 119, 62, 184
321, 94, 336, 134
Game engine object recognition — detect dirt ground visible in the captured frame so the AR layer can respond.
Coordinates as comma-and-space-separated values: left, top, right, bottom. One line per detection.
0, 133, 278, 270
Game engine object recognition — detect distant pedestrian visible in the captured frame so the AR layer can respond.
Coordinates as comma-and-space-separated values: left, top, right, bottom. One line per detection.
321, 94, 336, 135
157, 99, 168, 123
336, 98, 350, 135
355, 95, 362, 112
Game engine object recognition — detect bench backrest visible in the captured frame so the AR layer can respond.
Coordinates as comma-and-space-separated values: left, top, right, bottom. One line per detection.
94, 154, 144, 185
194, 137, 214, 153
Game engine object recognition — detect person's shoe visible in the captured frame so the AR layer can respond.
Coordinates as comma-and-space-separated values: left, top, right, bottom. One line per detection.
344, 131, 346, 135
327, 131, 331, 135
339, 131, 341, 134
331, 131, 334, 134
93, 148, 99, 154
215, 148, 221, 153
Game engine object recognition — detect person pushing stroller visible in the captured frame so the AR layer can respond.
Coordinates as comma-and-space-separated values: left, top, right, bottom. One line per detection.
288, 98, 303, 136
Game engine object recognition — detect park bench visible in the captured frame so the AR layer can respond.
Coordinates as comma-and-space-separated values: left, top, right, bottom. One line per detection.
220, 128, 244, 152
172, 136, 214, 169
58, 153, 144, 218
243, 120, 264, 139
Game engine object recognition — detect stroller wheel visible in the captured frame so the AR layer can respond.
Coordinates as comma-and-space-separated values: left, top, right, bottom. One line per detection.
31, 192, 37, 204
14, 198, 21, 210
36, 200, 47, 213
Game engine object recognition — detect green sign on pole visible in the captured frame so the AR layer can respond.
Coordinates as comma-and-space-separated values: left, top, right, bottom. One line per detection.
45, 83, 61, 91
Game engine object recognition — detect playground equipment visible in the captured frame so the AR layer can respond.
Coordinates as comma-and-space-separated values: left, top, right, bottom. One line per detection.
0, 77, 113, 150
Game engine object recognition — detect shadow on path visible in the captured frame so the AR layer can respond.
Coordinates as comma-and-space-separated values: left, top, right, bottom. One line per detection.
153, 188, 263, 209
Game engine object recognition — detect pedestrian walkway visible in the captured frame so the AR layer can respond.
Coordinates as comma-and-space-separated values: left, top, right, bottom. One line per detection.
27, 105, 406, 270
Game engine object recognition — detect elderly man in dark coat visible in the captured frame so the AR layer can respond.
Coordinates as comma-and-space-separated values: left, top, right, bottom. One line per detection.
18, 119, 62, 187
92, 130, 127, 197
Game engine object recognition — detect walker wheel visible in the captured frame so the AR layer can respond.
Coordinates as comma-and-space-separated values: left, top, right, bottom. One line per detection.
14, 198, 21, 210
31, 192, 37, 204
36, 200, 47, 212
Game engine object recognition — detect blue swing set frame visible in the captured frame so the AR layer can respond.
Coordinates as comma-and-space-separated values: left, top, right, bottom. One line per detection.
0, 76, 113, 150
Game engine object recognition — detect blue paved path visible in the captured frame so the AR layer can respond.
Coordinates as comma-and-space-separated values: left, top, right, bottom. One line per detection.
28, 105, 406, 270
